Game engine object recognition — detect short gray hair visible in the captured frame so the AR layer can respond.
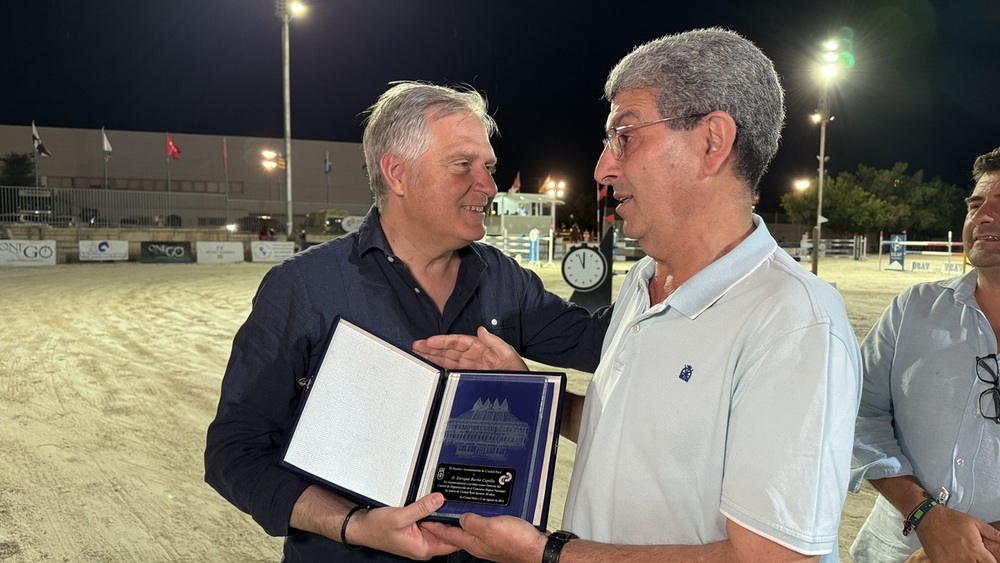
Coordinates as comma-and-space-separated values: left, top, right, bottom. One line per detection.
605, 28, 785, 193
362, 82, 498, 209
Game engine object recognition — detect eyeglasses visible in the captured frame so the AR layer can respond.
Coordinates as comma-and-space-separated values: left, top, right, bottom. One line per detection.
603, 114, 705, 159
976, 354, 1000, 423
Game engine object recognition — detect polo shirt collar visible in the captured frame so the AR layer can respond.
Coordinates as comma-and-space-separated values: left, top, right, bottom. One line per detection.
357, 206, 392, 257
665, 214, 777, 320
946, 269, 979, 310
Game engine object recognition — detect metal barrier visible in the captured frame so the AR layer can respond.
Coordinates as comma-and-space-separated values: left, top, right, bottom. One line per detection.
0, 185, 369, 231
787, 235, 868, 262
481, 233, 564, 263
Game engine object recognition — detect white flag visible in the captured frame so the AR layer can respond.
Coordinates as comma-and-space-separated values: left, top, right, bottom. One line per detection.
32, 121, 52, 157
102, 127, 113, 154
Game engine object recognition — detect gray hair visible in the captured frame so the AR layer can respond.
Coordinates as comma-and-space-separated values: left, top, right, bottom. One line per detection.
972, 146, 1000, 184
605, 28, 785, 192
362, 81, 498, 209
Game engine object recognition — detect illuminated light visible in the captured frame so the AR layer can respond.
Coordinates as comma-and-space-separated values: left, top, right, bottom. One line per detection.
290, 1, 306, 16
810, 112, 823, 123
822, 52, 840, 63
262, 150, 277, 159
821, 63, 839, 79
823, 40, 839, 51
794, 179, 811, 191
840, 52, 856, 70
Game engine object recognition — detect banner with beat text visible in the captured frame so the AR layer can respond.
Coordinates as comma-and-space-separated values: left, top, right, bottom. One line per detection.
0, 240, 57, 266
196, 241, 245, 264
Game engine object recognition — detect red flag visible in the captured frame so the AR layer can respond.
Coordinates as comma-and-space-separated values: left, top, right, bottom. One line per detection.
222, 137, 228, 172
166, 133, 181, 160
604, 213, 616, 223
509, 171, 521, 193
597, 184, 608, 200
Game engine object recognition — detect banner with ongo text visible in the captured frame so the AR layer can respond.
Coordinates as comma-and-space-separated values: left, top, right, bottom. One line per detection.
79, 240, 129, 262
0, 240, 57, 267
251, 241, 295, 263
140, 241, 194, 263
196, 241, 245, 264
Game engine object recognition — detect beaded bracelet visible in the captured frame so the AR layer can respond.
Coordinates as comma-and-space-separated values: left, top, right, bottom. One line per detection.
902, 498, 939, 537
341, 504, 371, 550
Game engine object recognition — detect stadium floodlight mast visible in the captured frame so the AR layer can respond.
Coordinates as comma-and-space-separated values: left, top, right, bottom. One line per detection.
543, 179, 566, 265
809, 29, 853, 275
275, 0, 306, 239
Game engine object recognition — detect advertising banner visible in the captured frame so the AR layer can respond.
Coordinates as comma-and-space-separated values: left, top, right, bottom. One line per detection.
196, 241, 245, 264
251, 241, 296, 263
140, 241, 194, 263
0, 240, 57, 267
342, 215, 364, 233
888, 234, 906, 271
79, 240, 129, 262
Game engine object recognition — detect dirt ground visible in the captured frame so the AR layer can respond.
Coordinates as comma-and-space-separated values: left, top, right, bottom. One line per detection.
0, 254, 964, 561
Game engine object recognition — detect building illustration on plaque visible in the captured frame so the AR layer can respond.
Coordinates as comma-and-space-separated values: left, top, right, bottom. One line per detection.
444, 397, 529, 459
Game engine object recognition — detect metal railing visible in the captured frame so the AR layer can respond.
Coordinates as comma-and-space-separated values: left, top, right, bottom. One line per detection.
0, 185, 370, 230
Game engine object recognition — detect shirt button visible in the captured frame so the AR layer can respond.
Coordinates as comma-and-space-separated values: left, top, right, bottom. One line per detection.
414, 287, 420, 294
956, 458, 965, 467
491, 319, 498, 326
631, 324, 640, 333
387, 256, 395, 263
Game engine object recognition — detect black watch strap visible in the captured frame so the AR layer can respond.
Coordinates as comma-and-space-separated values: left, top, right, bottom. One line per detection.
542, 530, 578, 563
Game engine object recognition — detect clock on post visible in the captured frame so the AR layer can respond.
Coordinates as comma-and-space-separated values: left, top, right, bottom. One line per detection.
561, 225, 614, 313
562, 245, 607, 292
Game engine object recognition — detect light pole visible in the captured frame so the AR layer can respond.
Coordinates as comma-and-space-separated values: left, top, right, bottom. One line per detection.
275, 0, 305, 239
262, 150, 285, 233
809, 34, 851, 275
543, 179, 566, 266
811, 84, 831, 275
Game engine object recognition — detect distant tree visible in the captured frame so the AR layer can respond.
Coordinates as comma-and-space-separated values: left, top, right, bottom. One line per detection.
780, 162, 966, 238
0, 151, 35, 187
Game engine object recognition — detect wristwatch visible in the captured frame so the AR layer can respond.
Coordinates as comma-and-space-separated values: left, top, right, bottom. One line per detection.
542, 530, 578, 563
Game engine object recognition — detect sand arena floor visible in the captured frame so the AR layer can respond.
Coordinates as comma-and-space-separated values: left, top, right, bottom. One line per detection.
0, 255, 963, 561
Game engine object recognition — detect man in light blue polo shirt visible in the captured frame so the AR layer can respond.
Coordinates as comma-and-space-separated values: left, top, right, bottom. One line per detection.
417, 28, 862, 562
850, 146, 1000, 562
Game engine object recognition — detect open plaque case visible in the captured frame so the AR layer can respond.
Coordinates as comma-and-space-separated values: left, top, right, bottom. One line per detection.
281, 318, 565, 528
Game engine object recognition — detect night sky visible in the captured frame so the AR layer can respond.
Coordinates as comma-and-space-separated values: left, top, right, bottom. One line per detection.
3, 0, 999, 219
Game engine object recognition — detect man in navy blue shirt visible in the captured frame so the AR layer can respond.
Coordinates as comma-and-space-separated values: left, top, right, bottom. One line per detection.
204, 82, 609, 562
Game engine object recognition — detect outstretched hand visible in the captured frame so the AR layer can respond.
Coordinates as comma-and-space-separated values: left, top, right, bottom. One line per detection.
413, 326, 528, 371
423, 513, 547, 563
353, 493, 461, 560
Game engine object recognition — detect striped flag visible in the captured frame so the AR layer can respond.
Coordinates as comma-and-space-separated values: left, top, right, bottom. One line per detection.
510, 171, 521, 193
324, 151, 332, 174
32, 121, 52, 157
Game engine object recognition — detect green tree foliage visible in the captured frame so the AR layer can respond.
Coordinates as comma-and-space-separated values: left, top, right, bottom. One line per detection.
0, 152, 35, 187
780, 162, 966, 238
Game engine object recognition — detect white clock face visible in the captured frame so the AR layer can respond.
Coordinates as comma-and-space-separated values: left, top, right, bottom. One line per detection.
562, 246, 607, 291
